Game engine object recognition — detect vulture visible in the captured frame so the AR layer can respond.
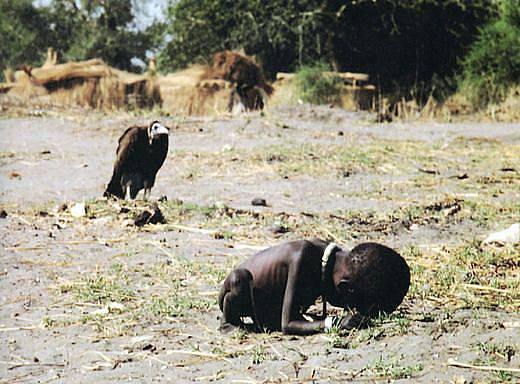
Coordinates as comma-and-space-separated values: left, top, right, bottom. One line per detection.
104, 121, 169, 199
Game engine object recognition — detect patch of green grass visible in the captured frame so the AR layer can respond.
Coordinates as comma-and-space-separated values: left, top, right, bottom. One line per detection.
54, 256, 226, 337
41, 315, 75, 328
79, 192, 518, 250
184, 260, 228, 285
352, 326, 385, 346
251, 344, 268, 364
475, 341, 516, 362
63, 273, 136, 305
365, 355, 423, 379
462, 199, 520, 227
395, 317, 412, 334
295, 62, 343, 105
80, 313, 105, 327
161, 199, 218, 221
0, 151, 17, 166
251, 143, 383, 177
232, 328, 249, 342
41, 315, 57, 328
490, 371, 515, 383
146, 293, 212, 318
329, 311, 413, 350
326, 326, 351, 349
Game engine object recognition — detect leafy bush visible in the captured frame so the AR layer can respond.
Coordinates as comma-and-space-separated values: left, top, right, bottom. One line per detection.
295, 62, 343, 105
459, 0, 520, 106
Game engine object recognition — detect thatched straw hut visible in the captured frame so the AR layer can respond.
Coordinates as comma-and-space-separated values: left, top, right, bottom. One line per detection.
159, 51, 274, 115
2, 58, 160, 110
158, 65, 233, 115
201, 51, 273, 96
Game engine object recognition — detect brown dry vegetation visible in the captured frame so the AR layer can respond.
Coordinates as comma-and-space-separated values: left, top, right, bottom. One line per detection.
0, 59, 160, 110
201, 51, 273, 95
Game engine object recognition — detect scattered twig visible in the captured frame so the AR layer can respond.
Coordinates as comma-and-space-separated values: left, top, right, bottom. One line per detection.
0, 326, 38, 332
85, 351, 114, 363
0, 359, 66, 370
447, 358, 520, 373
4, 246, 46, 251
82, 362, 113, 371
144, 240, 187, 263
168, 223, 216, 235
194, 372, 226, 381
166, 349, 232, 363
10, 214, 32, 226
461, 283, 513, 295
418, 168, 440, 175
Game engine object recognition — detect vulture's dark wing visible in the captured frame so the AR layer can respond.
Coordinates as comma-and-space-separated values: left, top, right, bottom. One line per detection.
116, 126, 137, 156
112, 126, 148, 173
104, 126, 146, 198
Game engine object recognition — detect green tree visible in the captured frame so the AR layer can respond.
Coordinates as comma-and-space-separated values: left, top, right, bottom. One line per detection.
460, 0, 520, 106
158, 0, 342, 77
48, 0, 158, 71
0, 0, 161, 77
0, 0, 53, 76
158, 0, 493, 98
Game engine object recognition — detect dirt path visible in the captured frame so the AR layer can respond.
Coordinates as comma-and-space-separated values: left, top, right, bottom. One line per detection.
1, 107, 519, 383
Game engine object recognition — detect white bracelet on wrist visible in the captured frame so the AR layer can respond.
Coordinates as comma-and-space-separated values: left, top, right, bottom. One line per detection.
324, 316, 334, 330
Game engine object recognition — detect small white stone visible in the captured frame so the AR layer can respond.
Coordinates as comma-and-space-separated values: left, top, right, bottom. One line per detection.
221, 144, 233, 152
92, 307, 109, 315
70, 203, 86, 218
108, 302, 125, 312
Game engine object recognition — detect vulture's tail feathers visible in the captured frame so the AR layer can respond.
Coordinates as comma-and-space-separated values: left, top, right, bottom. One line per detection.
104, 174, 124, 199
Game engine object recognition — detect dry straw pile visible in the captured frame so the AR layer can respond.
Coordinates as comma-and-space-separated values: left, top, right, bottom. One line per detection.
158, 64, 233, 115
159, 51, 273, 115
1, 56, 160, 110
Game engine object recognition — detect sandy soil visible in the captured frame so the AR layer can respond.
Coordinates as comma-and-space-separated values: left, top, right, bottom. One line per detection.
0, 106, 519, 383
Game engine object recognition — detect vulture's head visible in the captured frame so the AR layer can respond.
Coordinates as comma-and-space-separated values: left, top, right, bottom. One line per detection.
148, 121, 169, 144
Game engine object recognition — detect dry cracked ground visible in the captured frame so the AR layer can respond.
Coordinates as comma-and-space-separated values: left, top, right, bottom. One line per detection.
0, 105, 519, 383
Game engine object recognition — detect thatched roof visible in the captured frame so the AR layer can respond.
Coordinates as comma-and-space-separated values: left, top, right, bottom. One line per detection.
1, 58, 159, 109
19, 59, 148, 86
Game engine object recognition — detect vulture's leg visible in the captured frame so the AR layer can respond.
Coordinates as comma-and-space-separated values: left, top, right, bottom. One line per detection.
129, 174, 143, 200
129, 185, 140, 200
